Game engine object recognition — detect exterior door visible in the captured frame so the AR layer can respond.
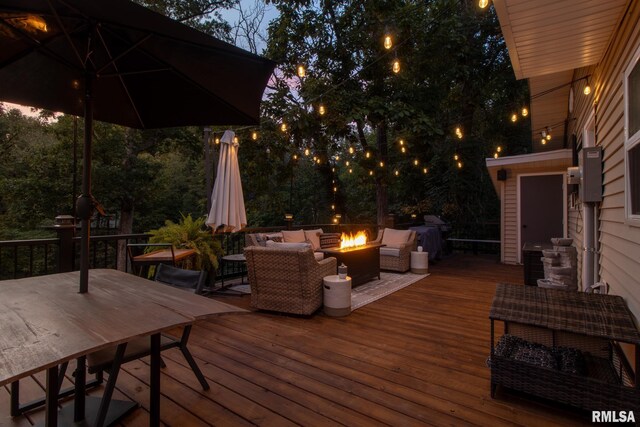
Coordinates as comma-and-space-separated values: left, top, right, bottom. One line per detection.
520, 174, 564, 245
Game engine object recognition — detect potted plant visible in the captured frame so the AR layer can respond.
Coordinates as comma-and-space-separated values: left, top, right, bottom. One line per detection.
147, 214, 224, 272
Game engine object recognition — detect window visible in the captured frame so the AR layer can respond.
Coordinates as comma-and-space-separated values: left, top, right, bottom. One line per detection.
624, 45, 640, 222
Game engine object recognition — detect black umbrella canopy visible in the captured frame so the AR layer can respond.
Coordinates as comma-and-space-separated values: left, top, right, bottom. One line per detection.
0, 0, 276, 127
0, 0, 276, 293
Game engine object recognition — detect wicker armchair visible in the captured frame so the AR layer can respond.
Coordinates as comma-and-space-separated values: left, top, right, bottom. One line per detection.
244, 246, 337, 315
372, 228, 417, 273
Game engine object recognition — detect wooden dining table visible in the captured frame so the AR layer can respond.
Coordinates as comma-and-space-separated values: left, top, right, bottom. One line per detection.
0, 269, 244, 426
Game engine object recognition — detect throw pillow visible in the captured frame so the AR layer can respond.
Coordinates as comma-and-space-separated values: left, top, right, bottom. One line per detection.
265, 240, 312, 251
304, 228, 323, 250
281, 229, 306, 243
381, 228, 412, 248
319, 232, 341, 249
264, 233, 283, 242
254, 233, 269, 247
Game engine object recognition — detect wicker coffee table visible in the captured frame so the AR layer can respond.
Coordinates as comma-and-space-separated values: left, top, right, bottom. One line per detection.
489, 283, 640, 412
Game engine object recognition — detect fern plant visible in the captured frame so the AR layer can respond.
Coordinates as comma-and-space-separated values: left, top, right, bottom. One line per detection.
147, 214, 223, 271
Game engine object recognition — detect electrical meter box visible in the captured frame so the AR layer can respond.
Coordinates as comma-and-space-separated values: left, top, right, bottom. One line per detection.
581, 147, 602, 202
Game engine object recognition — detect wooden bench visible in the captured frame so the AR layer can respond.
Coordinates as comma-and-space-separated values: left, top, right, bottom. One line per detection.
447, 238, 500, 255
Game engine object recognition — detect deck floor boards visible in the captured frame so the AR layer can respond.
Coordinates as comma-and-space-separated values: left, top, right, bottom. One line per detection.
1, 254, 594, 426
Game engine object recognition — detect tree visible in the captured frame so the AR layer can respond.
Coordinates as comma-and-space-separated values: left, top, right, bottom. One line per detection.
255, 0, 530, 231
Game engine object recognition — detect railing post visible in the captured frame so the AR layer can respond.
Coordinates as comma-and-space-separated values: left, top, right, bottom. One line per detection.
53, 215, 76, 273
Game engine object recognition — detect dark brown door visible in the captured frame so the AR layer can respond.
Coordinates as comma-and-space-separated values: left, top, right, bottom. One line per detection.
521, 174, 563, 245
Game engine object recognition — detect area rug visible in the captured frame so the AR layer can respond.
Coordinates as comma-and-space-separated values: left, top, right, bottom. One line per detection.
219, 272, 429, 308
351, 271, 429, 310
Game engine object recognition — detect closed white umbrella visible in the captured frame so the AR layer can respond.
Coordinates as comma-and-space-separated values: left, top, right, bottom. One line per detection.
207, 130, 247, 232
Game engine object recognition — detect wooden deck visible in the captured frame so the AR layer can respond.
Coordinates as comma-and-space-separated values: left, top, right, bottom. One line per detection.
1, 254, 592, 426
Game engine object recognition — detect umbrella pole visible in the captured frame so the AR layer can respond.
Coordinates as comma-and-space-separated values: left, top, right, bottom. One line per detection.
77, 72, 94, 294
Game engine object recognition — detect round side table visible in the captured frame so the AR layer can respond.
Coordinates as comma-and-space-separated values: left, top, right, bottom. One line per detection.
323, 275, 352, 317
410, 251, 429, 274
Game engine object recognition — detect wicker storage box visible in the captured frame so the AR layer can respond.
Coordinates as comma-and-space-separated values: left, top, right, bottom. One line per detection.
490, 284, 640, 412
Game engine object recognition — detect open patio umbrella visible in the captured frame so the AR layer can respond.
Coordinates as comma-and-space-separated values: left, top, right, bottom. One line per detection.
206, 130, 246, 233
0, 0, 275, 292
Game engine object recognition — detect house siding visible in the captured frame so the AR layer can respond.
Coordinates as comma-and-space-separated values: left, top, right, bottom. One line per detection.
569, 0, 640, 316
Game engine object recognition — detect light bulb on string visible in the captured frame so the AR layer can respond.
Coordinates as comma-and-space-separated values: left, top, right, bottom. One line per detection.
379, 161, 384, 167
331, 204, 335, 210
365, 151, 371, 158
333, 186, 337, 192
313, 156, 317, 161
383, 34, 392, 50
455, 126, 463, 139
233, 136, 239, 144
521, 107, 529, 117
494, 153, 499, 159
348, 146, 354, 154
369, 170, 374, 176
316, 158, 321, 164
293, 154, 298, 160
401, 146, 406, 153
479, 0, 489, 8
349, 168, 353, 173
454, 153, 459, 161
423, 167, 428, 174
541, 138, 547, 145
215, 137, 220, 145
297, 64, 306, 78
414, 159, 419, 166
304, 148, 310, 156
318, 104, 326, 115
394, 170, 399, 176
399, 139, 404, 146
457, 161, 463, 169
281, 122, 287, 132
497, 146, 502, 153
584, 83, 591, 95
251, 131, 258, 141
392, 58, 400, 74
345, 160, 350, 166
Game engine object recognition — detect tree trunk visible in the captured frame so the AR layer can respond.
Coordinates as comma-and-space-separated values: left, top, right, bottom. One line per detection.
375, 121, 388, 226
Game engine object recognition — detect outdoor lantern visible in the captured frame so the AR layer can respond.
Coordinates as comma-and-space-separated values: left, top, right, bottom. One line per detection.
392, 58, 400, 74
297, 64, 306, 78
384, 35, 392, 50
252, 131, 258, 140
284, 213, 293, 221
521, 106, 529, 117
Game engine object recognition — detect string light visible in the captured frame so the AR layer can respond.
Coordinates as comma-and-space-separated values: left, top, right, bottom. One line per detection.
457, 161, 463, 169
345, 160, 350, 166
454, 153, 459, 161
331, 204, 335, 210
392, 58, 400, 74
511, 113, 518, 122
215, 137, 220, 145
379, 161, 384, 167
297, 64, 306, 78
369, 170, 374, 176
349, 168, 353, 173
251, 131, 258, 140
313, 156, 317, 161
281, 122, 287, 132
304, 148, 310, 156
333, 186, 337, 192
414, 159, 419, 166
365, 151, 371, 158
384, 34, 393, 50
494, 153, 498, 159
349, 146, 354, 154
455, 126, 463, 139
399, 139, 404, 146
497, 146, 502, 153
318, 104, 326, 115
521, 107, 529, 117
293, 154, 298, 160
316, 158, 321, 164
394, 170, 399, 176
583, 83, 591, 95
401, 146, 406, 153
233, 136, 239, 144
423, 167, 428, 174
541, 138, 547, 145
479, 0, 489, 8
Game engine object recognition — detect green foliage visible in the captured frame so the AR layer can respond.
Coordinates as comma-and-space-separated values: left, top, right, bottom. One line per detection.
147, 214, 223, 271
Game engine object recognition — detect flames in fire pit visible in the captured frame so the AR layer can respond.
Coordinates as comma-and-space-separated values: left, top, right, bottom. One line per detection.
340, 231, 367, 249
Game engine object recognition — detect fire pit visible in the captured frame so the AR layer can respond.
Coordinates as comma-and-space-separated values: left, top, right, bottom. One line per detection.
318, 231, 383, 287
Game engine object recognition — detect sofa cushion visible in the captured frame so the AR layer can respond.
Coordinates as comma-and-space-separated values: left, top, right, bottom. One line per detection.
313, 252, 325, 261
319, 232, 341, 249
265, 240, 311, 251
304, 228, 323, 250
381, 228, 411, 248
380, 247, 401, 257
281, 229, 306, 243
